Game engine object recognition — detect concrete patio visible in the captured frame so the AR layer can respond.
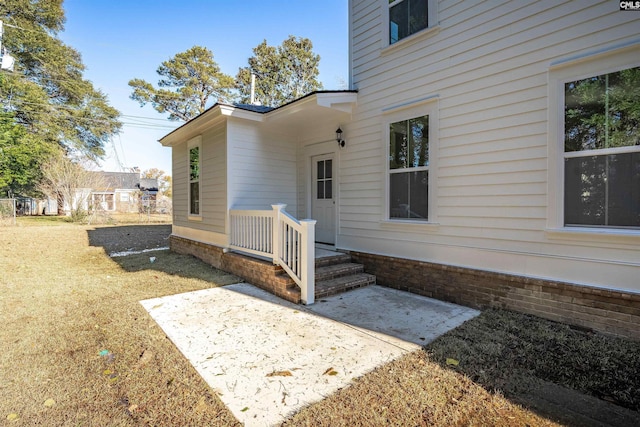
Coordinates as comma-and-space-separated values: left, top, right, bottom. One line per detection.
140, 283, 479, 426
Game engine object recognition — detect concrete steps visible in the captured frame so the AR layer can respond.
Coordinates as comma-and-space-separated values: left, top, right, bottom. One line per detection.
276, 250, 376, 302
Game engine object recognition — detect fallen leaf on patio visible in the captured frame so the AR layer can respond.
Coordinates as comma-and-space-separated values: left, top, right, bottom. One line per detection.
6, 413, 19, 421
323, 367, 338, 376
446, 358, 460, 366
241, 407, 249, 412
152, 303, 163, 310
266, 370, 293, 377
43, 398, 55, 407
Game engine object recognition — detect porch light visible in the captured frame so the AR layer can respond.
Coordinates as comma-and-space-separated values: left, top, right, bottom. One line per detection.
336, 127, 345, 148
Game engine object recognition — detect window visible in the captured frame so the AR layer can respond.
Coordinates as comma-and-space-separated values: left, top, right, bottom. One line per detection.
389, 0, 428, 44
389, 115, 429, 220
189, 145, 200, 216
91, 193, 115, 211
316, 159, 333, 200
563, 66, 640, 228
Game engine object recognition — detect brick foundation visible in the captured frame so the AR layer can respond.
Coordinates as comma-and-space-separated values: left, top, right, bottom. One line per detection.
349, 251, 640, 341
170, 235, 301, 303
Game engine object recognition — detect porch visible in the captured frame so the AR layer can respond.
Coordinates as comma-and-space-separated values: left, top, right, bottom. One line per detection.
227, 204, 376, 304
229, 204, 375, 305
169, 203, 375, 305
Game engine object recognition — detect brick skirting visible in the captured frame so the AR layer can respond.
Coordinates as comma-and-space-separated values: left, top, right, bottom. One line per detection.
349, 251, 640, 341
170, 235, 301, 303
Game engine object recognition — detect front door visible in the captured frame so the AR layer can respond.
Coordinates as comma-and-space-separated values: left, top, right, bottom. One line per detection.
312, 154, 335, 244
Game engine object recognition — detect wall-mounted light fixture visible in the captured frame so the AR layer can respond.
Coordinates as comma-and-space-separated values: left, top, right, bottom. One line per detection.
336, 127, 345, 148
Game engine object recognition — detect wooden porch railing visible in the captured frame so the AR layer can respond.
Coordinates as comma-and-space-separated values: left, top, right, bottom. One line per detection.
229, 204, 316, 304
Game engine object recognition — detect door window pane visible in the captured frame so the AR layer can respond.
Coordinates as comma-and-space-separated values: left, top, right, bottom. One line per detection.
316, 159, 333, 200
317, 160, 325, 179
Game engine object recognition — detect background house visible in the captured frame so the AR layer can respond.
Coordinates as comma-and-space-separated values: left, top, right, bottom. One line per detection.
62, 171, 159, 214
162, 0, 640, 339
89, 172, 140, 213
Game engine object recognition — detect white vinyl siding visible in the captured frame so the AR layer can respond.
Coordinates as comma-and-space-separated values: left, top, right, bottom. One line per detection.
172, 123, 227, 235
345, 0, 640, 291
227, 119, 297, 211
201, 124, 227, 232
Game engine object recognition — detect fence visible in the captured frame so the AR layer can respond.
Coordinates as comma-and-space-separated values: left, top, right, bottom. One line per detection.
0, 198, 16, 225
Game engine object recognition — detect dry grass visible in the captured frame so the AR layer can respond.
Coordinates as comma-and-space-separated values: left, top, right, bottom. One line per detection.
1, 219, 240, 425
2, 217, 638, 426
284, 350, 559, 427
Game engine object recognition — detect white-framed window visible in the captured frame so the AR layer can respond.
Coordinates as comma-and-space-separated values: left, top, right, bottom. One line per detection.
389, 116, 429, 220
384, 99, 437, 223
188, 136, 202, 218
91, 192, 115, 211
548, 45, 640, 233
384, 0, 436, 47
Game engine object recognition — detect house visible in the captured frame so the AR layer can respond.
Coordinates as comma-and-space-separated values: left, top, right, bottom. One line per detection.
64, 172, 158, 214
89, 172, 140, 213
160, 0, 640, 339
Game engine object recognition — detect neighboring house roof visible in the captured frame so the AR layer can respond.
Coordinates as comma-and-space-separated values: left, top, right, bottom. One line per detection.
159, 90, 358, 147
139, 178, 159, 192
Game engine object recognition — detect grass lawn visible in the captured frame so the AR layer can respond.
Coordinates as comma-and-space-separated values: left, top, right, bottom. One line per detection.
2, 218, 639, 425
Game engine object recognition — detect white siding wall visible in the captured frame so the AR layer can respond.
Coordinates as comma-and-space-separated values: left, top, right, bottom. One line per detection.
296, 127, 341, 221
172, 121, 227, 236
228, 118, 297, 211
345, 0, 640, 291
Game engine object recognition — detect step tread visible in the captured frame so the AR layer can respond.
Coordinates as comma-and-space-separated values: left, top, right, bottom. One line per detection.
315, 253, 351, 267
315, 263, 364, 280
315, 273, 376, 298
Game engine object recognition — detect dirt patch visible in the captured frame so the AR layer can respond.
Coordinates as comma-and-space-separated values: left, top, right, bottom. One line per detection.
87, 224, 172, 255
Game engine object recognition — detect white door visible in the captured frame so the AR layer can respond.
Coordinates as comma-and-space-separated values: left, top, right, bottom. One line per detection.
312, 154, 335, 244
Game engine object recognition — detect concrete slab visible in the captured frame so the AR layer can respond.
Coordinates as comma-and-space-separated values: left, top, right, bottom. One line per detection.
140, 284, 479, 426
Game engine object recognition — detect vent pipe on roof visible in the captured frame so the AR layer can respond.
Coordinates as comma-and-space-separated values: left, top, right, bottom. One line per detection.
250, 73, 256, 105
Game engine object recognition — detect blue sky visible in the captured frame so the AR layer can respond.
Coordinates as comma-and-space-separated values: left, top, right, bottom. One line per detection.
60, 0, 349, 174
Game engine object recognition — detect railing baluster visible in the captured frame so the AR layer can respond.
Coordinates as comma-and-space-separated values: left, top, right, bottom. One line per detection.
229, 206, 315, 304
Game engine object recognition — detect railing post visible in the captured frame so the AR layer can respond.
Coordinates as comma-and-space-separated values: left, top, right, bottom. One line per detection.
271, 204, 286, 265
300, 219, 316, 305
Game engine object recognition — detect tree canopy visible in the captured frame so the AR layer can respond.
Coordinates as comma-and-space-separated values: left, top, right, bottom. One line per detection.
236, 35, 323, 107
0, 0, 121, 196
129, 46, 235, 122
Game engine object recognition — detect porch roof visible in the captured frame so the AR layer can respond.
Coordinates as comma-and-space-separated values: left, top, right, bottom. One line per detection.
158, 90, 358, 147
